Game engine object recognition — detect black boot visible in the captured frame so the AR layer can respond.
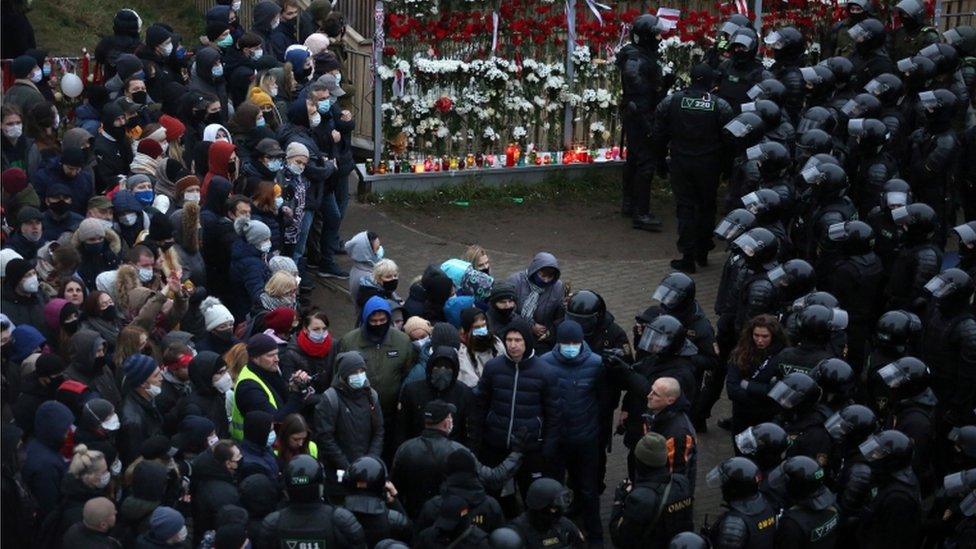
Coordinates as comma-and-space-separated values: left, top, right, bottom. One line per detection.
632, 213, 663, 231
670, 255, 696, 273
695, 250, 709, 267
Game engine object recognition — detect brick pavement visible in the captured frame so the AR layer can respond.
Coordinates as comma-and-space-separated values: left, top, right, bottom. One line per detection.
309, 200, 733, 532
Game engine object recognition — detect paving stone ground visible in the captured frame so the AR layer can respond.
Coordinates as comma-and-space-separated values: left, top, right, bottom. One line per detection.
308, 195, 733, 533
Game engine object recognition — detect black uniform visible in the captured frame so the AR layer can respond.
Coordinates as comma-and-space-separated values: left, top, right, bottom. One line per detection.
884, 242, 942, 310
784, 408, 835, 469
921, 305, 976, 426
609, 469, 694, 548
885, 389, 938, 496
707, 494, 778, 548
907, 127, 960, 228
617, 40, 666, 219
857, 469, 923, 549
260, 501, 366, 549
507, 513, 585, 549
817, 251, 884, 369
774, 501, 840, 548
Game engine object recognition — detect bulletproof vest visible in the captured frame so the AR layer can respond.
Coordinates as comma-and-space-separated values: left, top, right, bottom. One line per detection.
667, 90, 726, 156
716, 59, 766, 111
837, 253, 884, 317
510, 514, 581, 549
780, 505, 840, 548
862, 476, 921, 537
836, 459, 873, 514
716, 253, 754, 316
866, 207, 901, 267
628, 475, 695, 546
621, 48, 664, 106
886, 243, 941, 305
273, 504, 338, 549
711, 496, 778, 548
922, 310, 974, 378
776, 346, 833, 376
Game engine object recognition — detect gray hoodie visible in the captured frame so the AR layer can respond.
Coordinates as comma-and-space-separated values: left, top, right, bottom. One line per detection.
345, 230, 381, 298
506, 252, 566, 340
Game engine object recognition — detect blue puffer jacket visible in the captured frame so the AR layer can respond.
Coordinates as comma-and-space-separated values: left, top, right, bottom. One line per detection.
540, 343, 603, 444
22, 400, 74, 514
473, 319, 561, 456
229, 238, 271, 321
31, 156, 94, 213
74, 103, 102, 137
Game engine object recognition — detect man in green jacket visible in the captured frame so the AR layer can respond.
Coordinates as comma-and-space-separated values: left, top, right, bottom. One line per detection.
338, 295, 415, 460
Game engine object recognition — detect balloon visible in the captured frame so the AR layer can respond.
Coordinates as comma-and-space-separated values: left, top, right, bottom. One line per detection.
60, 73, 84, 99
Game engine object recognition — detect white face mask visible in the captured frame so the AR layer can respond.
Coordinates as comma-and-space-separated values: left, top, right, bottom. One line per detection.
213, 372, 233, 393
138, 267, 154, 283
258, 240, 272, 253
121, 212, 138, 226
269, 85, 279, 97
274, 196, 284, 209
172, 526, 188, 544
3, 124, 23, 139
251, 48, 263, 60
308, 329, 328, 343
207, 433, 219, 448
96, 471, 111, 488
20, 275, 39, 294
29, 69, 43, 83
183, 191, 201, 204
111, 458, 122, 475
101, 414, 121, 431
232, 0, 242, 11
309, 112, 322, 128
271, 18, 280, 29
287, 162, 305, 175
145, 383, 162, 398
160, 42, 174, 57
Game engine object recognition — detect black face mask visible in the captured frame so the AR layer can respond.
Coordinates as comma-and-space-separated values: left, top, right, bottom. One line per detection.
125, 117, 140, 130
107, 124, 127, 141
159, 241, 174, 252
479, 267, 491, 275
214, 328, 234, 341
90, 355, 108, 373
382, 279, 399, 293
83, 242, 102, 256
100, 305, 117, 321
131, 91, 148, 105
470, 334, 492, 352
429, 367, 453, 391
206, 112, 223, 125
495, 306, 514, 321
48, 200, 70, 215
62, 319, 80, 335
365, 321, 390, 341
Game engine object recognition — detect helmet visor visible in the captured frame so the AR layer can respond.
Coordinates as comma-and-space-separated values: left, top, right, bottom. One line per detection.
767, 265, 788, 286
944, 471, 969, 496
638, 328, 673, 353
824, 411, 851, 440
877, 362, 908, 387
801, 165, 822, 185
891, 205, 910, 224
858, 435, 889, 461
953, 223, 976, 245
768, 380, 804, 409
731, 32, 755, 49
944, 28, 963, 46
918, 90, 939, 110
800, 66, 819, 84
715, 215, 751, 240
706, 465, 725, 488
847, 118, 866, 135
740, 101, 757, 113
896, 57, 916, 73
720, 21, 741, 36
829, 308, 849, 330
724, 118, 751, 138
864, 78, 885, 96
741, 191, 762, 213
735, 427, 759, 455
827, 222, 848, 241
885, 191, 908, 208
746, 144, 764, 161
796, 117, 823, 134
840, 98, 862, 117
919, 43, 941, 58
764, 30, 785, 49
746, 84, 764, 100
847, 23, 871, 43
732, 233, 762, 257
961, 491, 976, 517
924, 274, 956, 298
652, 285, 682, 308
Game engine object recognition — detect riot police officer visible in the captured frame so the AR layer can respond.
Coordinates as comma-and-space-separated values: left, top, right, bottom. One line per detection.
845, 118, 898, 215
823, 404, 877, 548
706, 457, 778, 548
705, 14, 751, 69
800, 66, 838, 111
767, 258, 816, 312
953, 221, 976, 279
768, 372, 834, 468
617, 14, 670, 231
731, 228, 781, 333
653, 63, 734, 271
341, 456, 412, 547
716, 27, 766, 112
508, 478, 586, 548
810, 358, 856, 414
794, 162, 856, 260
260, 455, 366, 548
888, 0, 940, 67
722, 112, 768, 209
769, 456, 840, 547
741, 189, 794, 260
862, 310, 923, 387
768, 305, 843, 377
735, 422, 788, 481
847, 18, 896, 89
857, 430, 923, 548
764, 26, 806, 124
862, 73, 908, 158
488, 528, 524, 549
884, 202, 943, 310
609, 432, 694, 548
795, 129, 835, 172
743, 99, 795, 152
908, 89, 961, 227
820, 56, 857, 110
822, 0, 873, 57
865, 178, 912, 270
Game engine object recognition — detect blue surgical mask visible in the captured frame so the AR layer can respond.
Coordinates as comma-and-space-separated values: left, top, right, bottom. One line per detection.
256, 117, 266, 127
211, 64, 224, 77
217, 34, 234, 48
42, 64, 51, 77
348, 372, 367, 389
375, 245, 385, 259
560, 343, 582, 359
267, 158, 283, 172
334, 73, 342, 85
317, 99, 332, 113
274, 196, 284, 209
472, 326, 489, 337
267, 430, 277, 448
134, 189, 154, 206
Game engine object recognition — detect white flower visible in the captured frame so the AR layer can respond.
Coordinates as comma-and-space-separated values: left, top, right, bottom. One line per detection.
512, 126, 527, 139
436, 126, 450, 138
590, 121, 606, 134
483, 126, 498, 140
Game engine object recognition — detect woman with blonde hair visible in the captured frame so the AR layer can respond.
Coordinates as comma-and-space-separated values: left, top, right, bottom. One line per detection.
258, 270, 298, 313
354, 258, 402, 319
58, 445, 111, 534
462, 244, 491, 275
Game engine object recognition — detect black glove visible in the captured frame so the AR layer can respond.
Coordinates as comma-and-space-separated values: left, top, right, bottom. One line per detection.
510, 427, 530, 453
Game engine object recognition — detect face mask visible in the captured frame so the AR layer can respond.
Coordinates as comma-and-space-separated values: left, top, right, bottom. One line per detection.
213, 372, 233, 393
42, 64, 52, 77
132, 90, 148, 105
382, 279, 399, 292
212, 63, 225, 77
309, 112, 321, 128
267, 158, 283, 172
271, 18, 280, 29
96, 470, 111, 489
334, 73, 342, 85
430, 368, 454, 391
134, 189, 154, 206
24, 231, 42, 243
96, 218, 114, 232
375, 245, 385, 259
258, 241, 272, 253
348, 372, 367, 389
269, 85, 279, 97
29, 69, 43, 83
101, 305, 117, 321
287, 162, 305, 175
274, 196, 284, 209
251, 48, 263, 60
217, 35, 234, 48
161, 42, 174, 57
255, 116, 266, 127
120, 212, 138, 226
48, 200, 70, 215
101, 414, 120, 431
472, 326, 489, 337
173, 526, 188, 544
184, 191, 201, 203
145, 383, 162, 398
207, 433, 219, 447
560, 343, 582, 359
111, 459, 122, 475
267, 430, 277, 448
20, 275, 39, 294
3, 124, 23, 139
308, 329, 328, 343
136, 267, 153, 283
317, 99, 332, 113
232, 0, 242, 10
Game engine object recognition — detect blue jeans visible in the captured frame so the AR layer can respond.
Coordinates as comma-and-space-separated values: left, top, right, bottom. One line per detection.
316, 191, 342, 271
292, 209, 315, 274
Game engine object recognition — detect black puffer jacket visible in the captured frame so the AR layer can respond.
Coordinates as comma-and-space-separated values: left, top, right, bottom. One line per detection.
313, 352, 384, 471
64, 329, 122, 408
398, 346, 474, 444
471, 319, 561, 456
190, 449, 240, 544
180, 351, 230, 438
416, 472, 506, 532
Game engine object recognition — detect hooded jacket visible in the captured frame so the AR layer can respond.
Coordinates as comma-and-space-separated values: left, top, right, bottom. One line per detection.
0, 270, 47, 329
399, 345, 474, 443
21, 400, 73, 512
313, 351, 384, 471
337, 297, 415, 419
251, 1, 282, 51
64, 329, 122, 408
188, 47, 228, 116
239, 410, 279, 481
114, 461, 167, 547
180, 351, 230, 438
201, 139, 235, 201
190, 449, 241, 542
31, 155, 94, 212
345, 230, 381, 297
200, 176, 236, 302
471, 319, 561, 455
507, 253, 566, 350
118, 388, 164, 467
228, 234, 271, 320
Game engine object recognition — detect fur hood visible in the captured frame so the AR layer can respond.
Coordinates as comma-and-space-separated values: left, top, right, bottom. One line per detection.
70, 226, 123, 255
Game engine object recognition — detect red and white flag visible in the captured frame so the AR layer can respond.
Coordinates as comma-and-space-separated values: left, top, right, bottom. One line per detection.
655, 7, 681, 30
734, 0, 749, 15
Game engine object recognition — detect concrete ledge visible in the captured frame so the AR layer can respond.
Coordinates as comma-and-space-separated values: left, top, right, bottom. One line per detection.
355, 161, 625, 197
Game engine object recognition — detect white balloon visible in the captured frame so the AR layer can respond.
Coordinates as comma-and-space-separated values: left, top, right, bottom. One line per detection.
60, 73, 84, 98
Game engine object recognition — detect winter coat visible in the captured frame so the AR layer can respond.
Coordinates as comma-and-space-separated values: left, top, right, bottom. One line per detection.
399, 346, 474, 444
62, 523, 122, 549
200, 177, 236, 302
64, 329, 122, 408
31, 156, 94, 212
228, 237, 271, 320
345, 230, 381, 297
169, 205, 207, 288
188, 47, 229, 115
279, 334, 338, 392
118, 392, 164, 467
42, 210, 84, 241
180, 351, 230, 438
540, 342, 604, 445
22, 401, 73, 513
506, 253, 566, 350
71, 230, 122, 290
74, 103, 102, 137
457, 339, 506, 388
642, 397, 698, 490
239, 439, 279, 482
3, 80, 45, 117
56, 473, 105, 537
313, 352, 384, 471
93, 133, 131, 192
337, 298, 415, 420
11, 374, 57, 436
190, 449, 240, 543
0, 285, 46, 331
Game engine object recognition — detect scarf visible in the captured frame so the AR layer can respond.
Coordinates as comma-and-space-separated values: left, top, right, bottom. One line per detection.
520, 278, 544, 320
259, 292, 296, 312
297, 329, 332, 358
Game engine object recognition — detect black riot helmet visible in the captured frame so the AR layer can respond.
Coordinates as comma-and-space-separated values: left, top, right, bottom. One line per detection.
741, 99, 782, 128
735, 422, 788, 470
820, 56, 854, 89
767, 456, 835, 509
943, 468, 976, 498
875, 356, 931, 400
950, 426, 976, 460
944, 26, 976, 57
825, 404, 878, 445
285, 454, 325, 501
638, 314, 687, 355
874, 309, 923, 354
730, 27, 759, 63
953, 221, 976, 248
343, 456, 388, 495
796, 304, 848, 343
764, 26, 805, 60
741, 188, 785, 224
879, 178, 912, 209
707, 456, 761, 502
767, 259, 816, 302
864, 73, 904, 106
566, 289, 607, 336
846, 0, 872, 21
801, 162, 848, 198
826, 220, 875, 255
652, 272, 696, 312
810, 357, 855, 400
723, 112, 766, 145
746, 78, 787, 102
892, 202, 938, 244
840, 92, 882, 119
489, 528, 525, 549
795, 129, 833, 166
791, 290, 839, 313
715, 208, 757, 241
919, 42, 960, 74
746, 141, 791, 179
897, 55, 938, 88
847, 118, 889, 153
918, 88, 959, 127
669, 532, 711, 549
860, 430, 914, 473
768, 372, 822, 411
631, 14, 668, 50
732, 227, 780, 270
800, 65, 835, 98
894, 0, 928, 28
796, 106, 837, 134
924, 268, 974, 307
525, 477, 572, 513
848, 18, 887, 51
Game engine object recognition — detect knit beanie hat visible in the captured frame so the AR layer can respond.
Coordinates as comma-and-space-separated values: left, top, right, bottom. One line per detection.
200, 297, 235, 331
2, 168, 29, 195
285, 141, 309, 160
445, 448, 477, 475
246, 333, 277, 357
17, 206, 43, 225
137, 139, 163, 159
555, 319, 584, 344
634, 432, 669, 468
431, 322, 461, 350
0, 249, 24, 278
122, 354, 158, 393
61, 147, 87, 168
489, 281, 517, 304
5, 258, 32, 286
145, 24, 172, 50
313, 51, 341, 73
34, 353, 67, 377
264, 307, 296, 334
303, 32, 330, 55
159, 114, 185, 142
149, 506, 184, 542
11, 55, 37, 78
234, 217, 271, 247
284, 46, 311, 72
148, 213, 174, 241
175, 175, 200, 196
248, 87, 274, 109
76, 218, 107, 242
206, 21, 231, 42
268, 255, 298, 275
114, 8, 143, 36
125, 173, 153, 191
403, 316, 432, 337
